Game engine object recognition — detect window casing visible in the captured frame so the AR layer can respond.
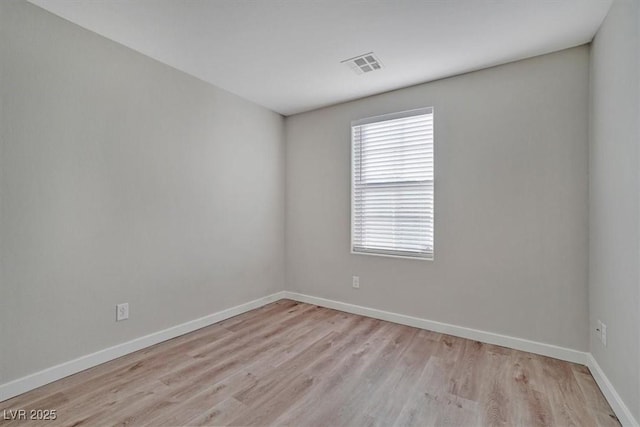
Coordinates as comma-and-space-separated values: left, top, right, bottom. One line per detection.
351, 107, 434, 260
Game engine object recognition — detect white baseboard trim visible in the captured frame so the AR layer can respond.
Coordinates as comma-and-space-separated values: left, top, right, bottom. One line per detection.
283, 291, 588, 365
283, 292, 640, 425
587, 354, 639, 427
3, 289, 635, 427
0, 291, 286, 402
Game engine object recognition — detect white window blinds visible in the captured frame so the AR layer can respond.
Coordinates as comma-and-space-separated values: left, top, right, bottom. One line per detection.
351, 107, 434, 260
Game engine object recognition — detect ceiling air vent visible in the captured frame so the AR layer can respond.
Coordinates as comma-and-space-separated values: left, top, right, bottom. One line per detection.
342, 52, 383, 75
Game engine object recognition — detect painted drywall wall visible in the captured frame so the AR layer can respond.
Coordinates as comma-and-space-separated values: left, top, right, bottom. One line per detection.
589, 0, 640, 421
285, 46, 590, 351
0, 0, 285, 384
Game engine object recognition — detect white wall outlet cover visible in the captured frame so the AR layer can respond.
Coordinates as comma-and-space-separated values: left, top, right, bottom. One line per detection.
601, 323, 607, 346
116, 303, 129, 321
352, 276, 360, 289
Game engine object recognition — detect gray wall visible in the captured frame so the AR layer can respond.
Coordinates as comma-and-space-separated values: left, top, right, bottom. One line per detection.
5, 1, 636, 416
589, 0, 640, 420
0, 1, 285, 383
286, 46, 590, 351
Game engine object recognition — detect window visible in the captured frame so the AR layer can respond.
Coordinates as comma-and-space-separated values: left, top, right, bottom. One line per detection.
351, 107, 434, 260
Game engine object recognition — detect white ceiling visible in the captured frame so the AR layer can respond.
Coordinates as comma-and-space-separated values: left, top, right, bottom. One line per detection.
29, 0, 611, 116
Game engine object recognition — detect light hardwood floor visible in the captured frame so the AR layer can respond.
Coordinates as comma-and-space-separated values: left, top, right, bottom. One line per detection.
0, 300, 619, 426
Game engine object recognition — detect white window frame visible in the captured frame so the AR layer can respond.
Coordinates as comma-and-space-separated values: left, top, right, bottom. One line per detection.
350, 107, 434, 260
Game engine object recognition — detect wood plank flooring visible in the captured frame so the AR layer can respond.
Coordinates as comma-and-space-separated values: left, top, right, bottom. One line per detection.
0, 300, 619, 426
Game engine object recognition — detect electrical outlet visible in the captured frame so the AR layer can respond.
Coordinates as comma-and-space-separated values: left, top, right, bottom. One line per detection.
596, 320, 603, 339
601, 322, 607, 346
116, 303, 129, 321
352, 276, 360, 289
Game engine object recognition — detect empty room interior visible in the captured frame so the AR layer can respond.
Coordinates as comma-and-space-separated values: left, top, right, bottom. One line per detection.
1, 0, 639, 425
